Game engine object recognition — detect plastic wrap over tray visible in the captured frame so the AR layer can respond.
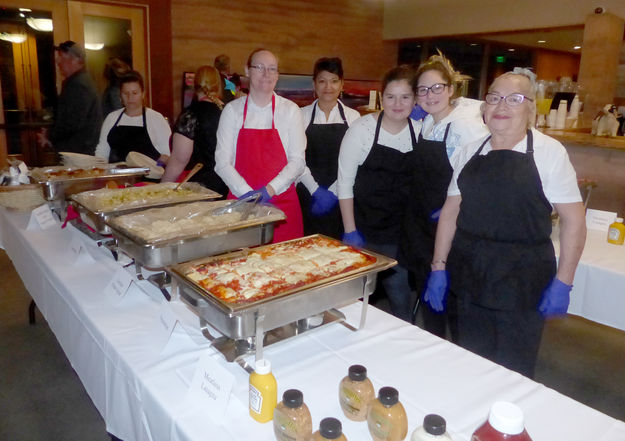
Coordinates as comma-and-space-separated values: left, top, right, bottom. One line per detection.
69, 183, 221, 234
31, 164, 149, 200
167, 235, 397, 339
106, 200, 286, 268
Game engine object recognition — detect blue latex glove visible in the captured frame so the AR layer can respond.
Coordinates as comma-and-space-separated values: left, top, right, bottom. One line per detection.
538, 278, 572, 317
423, 270, 449, 312
311, 186, 338, 216
342, 230, 365, 248
410, 105, 428, 121
238, 187, 272, 203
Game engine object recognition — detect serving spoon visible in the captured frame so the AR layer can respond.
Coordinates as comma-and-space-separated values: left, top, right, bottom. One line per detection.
175, 163, 203, 191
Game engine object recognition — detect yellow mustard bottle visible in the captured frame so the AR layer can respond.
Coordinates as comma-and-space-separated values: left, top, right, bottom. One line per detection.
249, 359, 277, 423
367, 386, 408, 441
339, 364, 375, 421
607, 217, 625, 245
311, 417, 348, 441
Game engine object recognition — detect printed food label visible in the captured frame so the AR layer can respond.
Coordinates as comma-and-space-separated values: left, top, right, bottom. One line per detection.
273, 408, 298, 441
249, 384, 262, 414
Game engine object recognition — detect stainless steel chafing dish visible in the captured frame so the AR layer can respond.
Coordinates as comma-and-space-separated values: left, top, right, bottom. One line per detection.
70, 182, 221, 234
31, 165, 149, 201
167, 235, 396, 363
106, 200, 286, 269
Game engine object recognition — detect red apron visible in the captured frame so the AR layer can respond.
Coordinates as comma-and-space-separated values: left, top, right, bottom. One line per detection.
227, 95, 303, 242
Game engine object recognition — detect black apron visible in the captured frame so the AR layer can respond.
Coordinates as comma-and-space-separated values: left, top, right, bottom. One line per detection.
107, 108, 161, 163
448, 130, 556, 311
399, 123, 453, 268
296, 102, 348, 239
353, 112, 417, 244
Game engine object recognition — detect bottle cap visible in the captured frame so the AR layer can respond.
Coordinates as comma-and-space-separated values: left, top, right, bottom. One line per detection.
348, 364, 368, 381
378, 386, 399, 406
319, 417, 342, 439
423, 414, 446, 436
488, 402, 524, 435
282, 389, 304, 408
254, 359, 271, 375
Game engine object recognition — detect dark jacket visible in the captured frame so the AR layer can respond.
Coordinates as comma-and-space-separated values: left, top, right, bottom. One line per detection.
50, 69, 102, 155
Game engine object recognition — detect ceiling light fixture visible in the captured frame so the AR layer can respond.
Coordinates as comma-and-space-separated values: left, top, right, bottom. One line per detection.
537, 40, 546, 43
85, 43, 104, 50
508, 48, 515, 52
574, 45, 581, 50
19, 8, 32, 12
0, 32, 27, 44
26, 17, 53, 32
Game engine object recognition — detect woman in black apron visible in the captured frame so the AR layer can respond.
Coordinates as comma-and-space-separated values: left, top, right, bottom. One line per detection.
161, 65, 228, 196
297, 57, 361, 239
96, 71, 171, 164
424, 69, 586, 377
398, 53, 487, 336
337, 65, 418, 321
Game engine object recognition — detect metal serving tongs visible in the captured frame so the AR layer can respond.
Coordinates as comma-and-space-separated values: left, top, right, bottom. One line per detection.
175, 163, 203, 191
211, 192, 261, 218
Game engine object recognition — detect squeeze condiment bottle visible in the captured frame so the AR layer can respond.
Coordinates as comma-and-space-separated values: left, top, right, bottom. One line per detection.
471, 402, 533, 441
339, 364, 375, 421
607, 217, 625, 245
411, 414, 453, 441
367, 386, 408, 441
311, 417, 348, 441
249, 359, 277, 423
273, 389, 312, 441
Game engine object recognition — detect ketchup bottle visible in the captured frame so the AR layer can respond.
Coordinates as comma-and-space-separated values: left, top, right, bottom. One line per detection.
471, 402, 533, 441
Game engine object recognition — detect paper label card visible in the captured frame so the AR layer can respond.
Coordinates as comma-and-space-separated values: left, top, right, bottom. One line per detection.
186, 351, 235, 424
27, 204, 59, 231
148, 300, 179, 353
104, 267, 133, 304
586, 209, 617, 232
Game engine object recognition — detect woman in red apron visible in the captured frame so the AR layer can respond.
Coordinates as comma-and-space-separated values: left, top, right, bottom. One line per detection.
214, 49, 305, 242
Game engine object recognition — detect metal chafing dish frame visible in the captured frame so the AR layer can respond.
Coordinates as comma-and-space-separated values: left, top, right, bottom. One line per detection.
69, 183, 222, 235
105, 203, 286, 270
31, 165, 150, 201
167, 236, 397, 363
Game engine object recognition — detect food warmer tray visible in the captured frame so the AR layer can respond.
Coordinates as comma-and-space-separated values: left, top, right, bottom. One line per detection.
106, 202, 286, 269
69, 183, 221, 235
167, 236, 396, 361
31, 165, 149, 201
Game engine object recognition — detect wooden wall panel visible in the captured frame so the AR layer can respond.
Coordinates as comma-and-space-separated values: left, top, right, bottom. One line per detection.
171, 0, 395, 118
534, 49, 581, 81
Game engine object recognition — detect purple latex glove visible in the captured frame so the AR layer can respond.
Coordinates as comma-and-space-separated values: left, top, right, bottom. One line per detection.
538, 278, 572, 317
311, 186, 338, 216
238, 187, 272, 203
342, 230, 365, 248
423, 270, 449, 312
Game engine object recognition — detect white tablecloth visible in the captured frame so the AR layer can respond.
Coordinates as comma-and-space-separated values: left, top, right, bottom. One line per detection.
552, 227, 625, 331
2, 207, 624, 441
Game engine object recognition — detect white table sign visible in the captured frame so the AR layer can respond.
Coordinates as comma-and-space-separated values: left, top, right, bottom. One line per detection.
186, 351, 235, 424
104, 268, 134, 304
148, 300, 179, 353
27, 204, 59, 231
586, 209, 617, 232
68, 234, 95, 265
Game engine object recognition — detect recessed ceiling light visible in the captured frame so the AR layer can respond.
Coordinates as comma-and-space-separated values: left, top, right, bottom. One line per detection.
574, 45, 581, 50
19, 8, 32, 12
537, 40, 546, 43
508, 48, 515, 52
469, 43, 478, 46
19, 13, 25, 17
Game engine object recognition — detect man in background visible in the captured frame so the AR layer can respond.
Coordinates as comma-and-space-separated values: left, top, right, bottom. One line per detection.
38, 41, 102, 155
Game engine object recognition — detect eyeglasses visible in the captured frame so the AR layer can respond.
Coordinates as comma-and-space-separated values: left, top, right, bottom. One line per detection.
416, 83, 448, 96
485, 93, 534, 106
249, 64, 279, 75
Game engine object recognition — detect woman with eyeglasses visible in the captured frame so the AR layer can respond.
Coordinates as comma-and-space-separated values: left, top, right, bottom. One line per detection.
337, 65, 419, 322
296, 57, 361, 239
423, 69, 586, 378
215, 48, 305, 242
399, 53, 487, 335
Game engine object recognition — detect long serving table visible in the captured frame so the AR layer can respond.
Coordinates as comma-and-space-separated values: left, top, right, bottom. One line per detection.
2, 206, 625, 441
552, 227, 625, 331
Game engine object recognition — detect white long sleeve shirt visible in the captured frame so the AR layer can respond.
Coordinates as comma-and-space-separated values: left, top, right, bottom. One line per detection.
95, 108, 171, 160
337, 113, 421, 199
214, 93, 306, 196
298, 100, 361, 195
